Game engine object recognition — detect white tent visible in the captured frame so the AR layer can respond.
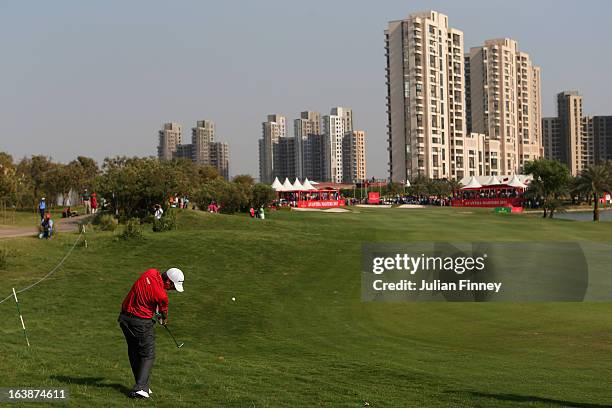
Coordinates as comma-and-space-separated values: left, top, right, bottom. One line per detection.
507, 174, 527, 189
484, 175, 501, 186
282, 178, 294, 191
302, 178, 317, 190
309, 180, 319, 185
461, 176, 482, 189
292, 178, 304, 190
271, 177, 283, 191
405, 180, 411, 187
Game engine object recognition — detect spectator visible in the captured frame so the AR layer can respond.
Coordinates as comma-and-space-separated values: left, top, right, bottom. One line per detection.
40, 213, 54, 239
82, 189, 91, 214
154, 204, 164, 220
91, 193, 98, 214
38, 197, 46, 220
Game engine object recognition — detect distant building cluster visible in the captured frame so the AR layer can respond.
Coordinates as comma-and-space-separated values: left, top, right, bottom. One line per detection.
543, 91, 612, 175
258, 107, 366, 184
157, 120, 230, 179
386, 10, 542, 182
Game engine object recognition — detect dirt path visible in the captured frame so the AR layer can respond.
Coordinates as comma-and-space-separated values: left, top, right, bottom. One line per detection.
0, 215, 90, 239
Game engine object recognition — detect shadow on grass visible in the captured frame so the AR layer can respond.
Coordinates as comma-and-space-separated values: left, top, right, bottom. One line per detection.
451, 391, 612, 408
50, 375, 131, 396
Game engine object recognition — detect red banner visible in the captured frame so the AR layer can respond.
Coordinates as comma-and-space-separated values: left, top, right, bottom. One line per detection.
451, 198, 522, 208
298, 200, 344, 208
368, 192, 380, 204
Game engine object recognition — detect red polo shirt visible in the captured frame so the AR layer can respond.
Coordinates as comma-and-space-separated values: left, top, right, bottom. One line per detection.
121, 268, 169, 319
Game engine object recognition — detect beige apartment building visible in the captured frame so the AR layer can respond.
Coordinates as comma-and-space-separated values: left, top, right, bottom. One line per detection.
258, 114, 287, 183
542, 92, 585, 175
342, 130, 367, 183
294, 111, 321, 179
157, 123, 182, 160
543, 91, 612, 175
157, 120, 231, 179
466, 38, 542, 175
192, 120, 215, 166
322, 113, 346, 183
385, 10, 467, 182
259, 108, 367, 184
210, 142, 230, 180
463, 132, 502, 176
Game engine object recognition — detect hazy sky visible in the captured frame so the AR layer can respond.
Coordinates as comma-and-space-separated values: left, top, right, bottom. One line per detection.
1, 0, 611, 179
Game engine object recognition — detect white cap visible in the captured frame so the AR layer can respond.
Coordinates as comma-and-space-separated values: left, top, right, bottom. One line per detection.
166, 268, 184, 292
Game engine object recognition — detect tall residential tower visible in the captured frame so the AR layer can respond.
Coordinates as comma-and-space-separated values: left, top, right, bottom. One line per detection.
466, 38, 542, 174
385, 11, 467, 182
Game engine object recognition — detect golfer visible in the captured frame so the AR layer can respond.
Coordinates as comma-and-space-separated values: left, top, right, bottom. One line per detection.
118, 267, 184, 399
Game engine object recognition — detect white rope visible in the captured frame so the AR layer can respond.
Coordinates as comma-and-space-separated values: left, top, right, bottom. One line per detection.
0, 232, 83, 305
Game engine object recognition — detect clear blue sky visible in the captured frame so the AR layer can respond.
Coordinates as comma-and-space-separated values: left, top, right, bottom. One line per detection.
1, 0, 611, 179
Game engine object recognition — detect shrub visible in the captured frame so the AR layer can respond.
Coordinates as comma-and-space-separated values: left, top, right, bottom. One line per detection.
194, 179, 249, 214
152, 210, 177, 232
141, 214, 155, 224
120, 218, 144, 240
97, 214, 118, 232
251, 183, 276, 209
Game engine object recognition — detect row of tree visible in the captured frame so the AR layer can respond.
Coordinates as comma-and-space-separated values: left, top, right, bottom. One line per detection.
0, 152, 277, 219
2, 152, 610, 221
0, 153, 99, 208
524, 159, 612, 221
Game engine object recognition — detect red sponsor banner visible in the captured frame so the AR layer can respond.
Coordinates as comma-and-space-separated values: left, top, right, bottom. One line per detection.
298, 200, 344, 208
368, 192, 380, 204
451, 198, 522, 208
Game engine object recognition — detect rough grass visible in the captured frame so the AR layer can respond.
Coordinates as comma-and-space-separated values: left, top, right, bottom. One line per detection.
0, 208, 611, 407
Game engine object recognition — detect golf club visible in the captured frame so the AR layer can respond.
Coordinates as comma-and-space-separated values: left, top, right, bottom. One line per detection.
163, 324, 184, 348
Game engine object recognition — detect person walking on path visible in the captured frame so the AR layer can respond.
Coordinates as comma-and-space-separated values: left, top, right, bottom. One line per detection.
82, 190, 91, 214
38, 197, 46, 220
118, 268, 185, 399
90, 193, 98, 214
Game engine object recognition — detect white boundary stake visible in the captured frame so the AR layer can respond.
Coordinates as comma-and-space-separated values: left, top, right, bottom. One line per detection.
12, 288, 30, 347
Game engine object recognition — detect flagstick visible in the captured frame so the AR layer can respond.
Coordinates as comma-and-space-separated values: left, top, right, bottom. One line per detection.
12, 288, 30, 347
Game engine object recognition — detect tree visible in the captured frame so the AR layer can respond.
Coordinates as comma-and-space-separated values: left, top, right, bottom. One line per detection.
68, 156, 99, 194
251, 183, 276, 209
446, 179, 462, 197
197, 166, 220, 184
194, 179, 249, 214
233, 174, 255, 188
574, 164, 611, 221
16, 155, 54, 205
524, 158, 571, 218
0, 152, 17, 206
386, 182, 403, 196
408, 175, 428, 198
44, 163, 73, 205
96, 157, 199, 219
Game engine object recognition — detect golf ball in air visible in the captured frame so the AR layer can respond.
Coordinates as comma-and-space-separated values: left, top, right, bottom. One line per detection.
232, 297, 236, 301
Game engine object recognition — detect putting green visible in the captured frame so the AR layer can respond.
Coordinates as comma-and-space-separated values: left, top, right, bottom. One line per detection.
0, 208, 611, 407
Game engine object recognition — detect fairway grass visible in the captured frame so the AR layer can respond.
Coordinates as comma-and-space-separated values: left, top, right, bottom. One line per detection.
1, 208, 611, 407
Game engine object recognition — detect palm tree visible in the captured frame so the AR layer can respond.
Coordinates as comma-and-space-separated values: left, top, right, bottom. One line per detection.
408, 175, 428, 198
574, 164, 611, 221
446, 179, 462, 198
524, 158, 571, 218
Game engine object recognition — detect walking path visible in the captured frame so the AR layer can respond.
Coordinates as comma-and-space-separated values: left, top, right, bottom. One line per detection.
0, 215, 89, 239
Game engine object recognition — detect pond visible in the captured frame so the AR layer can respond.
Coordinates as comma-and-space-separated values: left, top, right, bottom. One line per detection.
554, 210, 612, 222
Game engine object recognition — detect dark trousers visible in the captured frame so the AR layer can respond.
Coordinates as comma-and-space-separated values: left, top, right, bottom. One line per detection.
39, 209, 45, 220
118, 313, 156, 392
